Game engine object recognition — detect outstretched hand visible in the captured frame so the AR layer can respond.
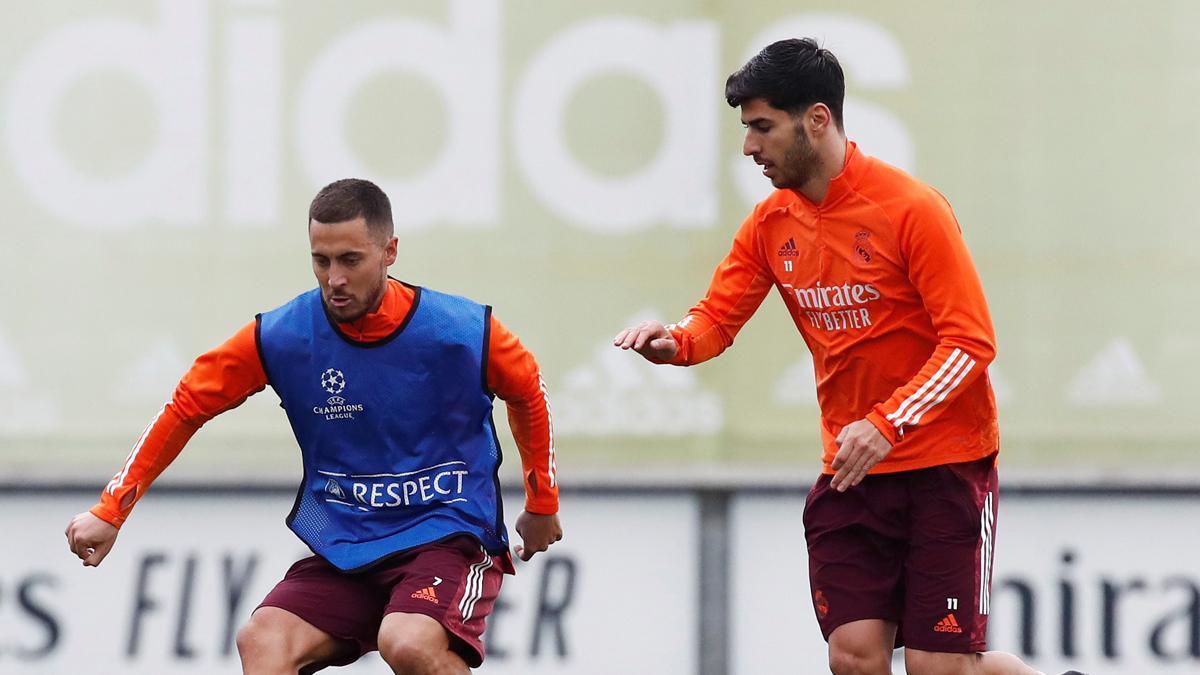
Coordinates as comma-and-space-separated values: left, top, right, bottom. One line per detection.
513, 511, 562, 562
612, 320, 678, 363
65, 511, 119, 567
830, 419, 892, 492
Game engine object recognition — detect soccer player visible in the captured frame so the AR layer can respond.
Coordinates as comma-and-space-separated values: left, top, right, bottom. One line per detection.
614, 39, 1060, 675
65, 179, 562, 674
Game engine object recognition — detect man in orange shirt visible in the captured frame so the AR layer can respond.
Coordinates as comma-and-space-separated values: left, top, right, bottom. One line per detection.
615, 39, 1064, 675
65, 179, 562, 674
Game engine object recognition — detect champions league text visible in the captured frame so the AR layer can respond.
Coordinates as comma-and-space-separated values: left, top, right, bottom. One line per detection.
311, 402, 364, 421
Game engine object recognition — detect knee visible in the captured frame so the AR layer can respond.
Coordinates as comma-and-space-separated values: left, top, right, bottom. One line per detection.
904, 650, 977, 675
828, 645, 891, 675
236, 617, 293, 668
378, 633, 439, 671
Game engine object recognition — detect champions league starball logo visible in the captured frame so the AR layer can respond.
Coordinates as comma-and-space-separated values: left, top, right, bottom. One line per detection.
320, 368, 346, 395
314, 368, 363, 420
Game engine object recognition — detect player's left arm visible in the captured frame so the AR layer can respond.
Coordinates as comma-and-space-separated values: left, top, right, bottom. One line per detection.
485, 311, 561, 561
832, 190, 996, 490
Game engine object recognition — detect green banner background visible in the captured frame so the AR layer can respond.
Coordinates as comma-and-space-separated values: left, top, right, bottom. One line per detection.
2, 1, 1196, 480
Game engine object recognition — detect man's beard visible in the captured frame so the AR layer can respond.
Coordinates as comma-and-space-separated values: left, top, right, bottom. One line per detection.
775, 130, 819, 190
324, 276, 386, 324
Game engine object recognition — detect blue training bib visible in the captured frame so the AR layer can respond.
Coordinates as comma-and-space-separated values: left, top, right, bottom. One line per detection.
256, 283, 507, 571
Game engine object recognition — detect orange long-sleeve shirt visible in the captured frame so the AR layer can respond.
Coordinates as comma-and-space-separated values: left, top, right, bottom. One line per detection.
93, 279, 558, 527
670, 141, 998, 474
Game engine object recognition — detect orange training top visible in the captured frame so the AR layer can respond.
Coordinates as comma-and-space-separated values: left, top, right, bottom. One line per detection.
668, 141, 998, 474
93, 279, 558, 527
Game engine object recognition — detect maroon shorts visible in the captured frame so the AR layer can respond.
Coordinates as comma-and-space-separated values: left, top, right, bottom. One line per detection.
803, 453, 998, 653
257, 535, 506, 670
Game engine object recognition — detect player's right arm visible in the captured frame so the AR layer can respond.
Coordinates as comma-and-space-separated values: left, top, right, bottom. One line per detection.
614, 212, 775, 365
65, 321, 268, 567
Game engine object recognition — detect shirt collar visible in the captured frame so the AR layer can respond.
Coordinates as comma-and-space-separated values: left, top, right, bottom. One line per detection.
791, 139, 866, 211
337, 278, 411, 341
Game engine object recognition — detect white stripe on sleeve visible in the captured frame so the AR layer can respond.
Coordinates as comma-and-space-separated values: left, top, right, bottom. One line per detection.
538, 373, 557, 488
893, 351, 974, 428
106, 404, 167, 495
907, 357, 977, 426
887, 349, 962, 427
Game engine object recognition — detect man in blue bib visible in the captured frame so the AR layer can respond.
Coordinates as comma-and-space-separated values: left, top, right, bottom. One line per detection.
67, 179, 563, 673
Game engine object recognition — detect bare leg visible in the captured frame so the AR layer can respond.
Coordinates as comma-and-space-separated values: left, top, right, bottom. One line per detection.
377, 612, 470, 675
905, 648, 1044, 675
237, 606, 352, 675
826, 619, 896, 675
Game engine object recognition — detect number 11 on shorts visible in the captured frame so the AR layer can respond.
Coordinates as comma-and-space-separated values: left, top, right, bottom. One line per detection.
946, 597, 958, 610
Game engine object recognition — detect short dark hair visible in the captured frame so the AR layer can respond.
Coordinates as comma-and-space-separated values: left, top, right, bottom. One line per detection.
725, 38, 845, 129
308, 178, 394, 240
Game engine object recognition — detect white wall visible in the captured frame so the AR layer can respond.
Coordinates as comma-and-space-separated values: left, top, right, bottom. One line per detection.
4, 492, 696, 674
5, 489, 1199, 674
731, 492, 1200, 674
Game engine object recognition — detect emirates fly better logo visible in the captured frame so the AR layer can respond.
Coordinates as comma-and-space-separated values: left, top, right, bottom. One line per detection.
320, 368, 346, 395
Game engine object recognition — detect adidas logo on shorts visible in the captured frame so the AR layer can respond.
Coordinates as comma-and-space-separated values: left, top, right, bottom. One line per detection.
411, 586, 439, 604
933, 613, 963, 633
